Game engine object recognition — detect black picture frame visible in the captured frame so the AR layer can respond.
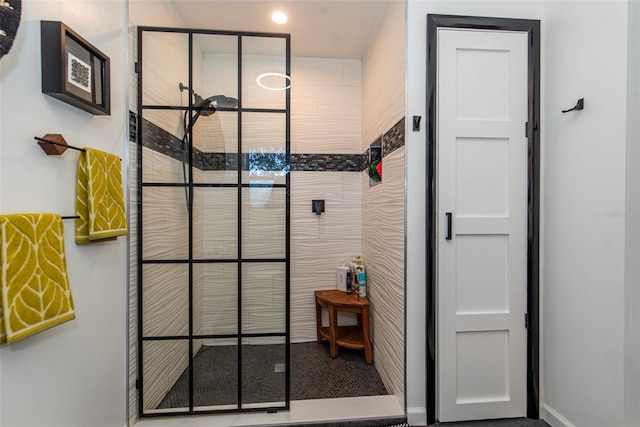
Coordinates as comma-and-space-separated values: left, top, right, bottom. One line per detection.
40, 21, 110, 115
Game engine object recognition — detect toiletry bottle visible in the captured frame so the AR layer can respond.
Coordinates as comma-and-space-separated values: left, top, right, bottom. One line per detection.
346, 269, 352, 294
358, 270, 366, 298
352, 265, 358, 295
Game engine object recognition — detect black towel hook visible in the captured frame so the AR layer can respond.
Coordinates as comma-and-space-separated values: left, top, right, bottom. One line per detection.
562, 98, 584, 114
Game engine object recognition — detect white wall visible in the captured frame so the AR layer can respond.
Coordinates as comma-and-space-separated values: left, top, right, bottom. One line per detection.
542, 2, 627, 426
361, 0, 406, 408
624, 1, 640, 426
0, 1, 127, 426
406, 1, 637, 426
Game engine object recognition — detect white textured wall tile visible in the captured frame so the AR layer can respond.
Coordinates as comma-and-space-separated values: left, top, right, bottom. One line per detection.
242, 112, 286, 152
293, 119, 361, 154
199, 188, 238, 259
318, 86, 361, 122
363, 148, 405, 398
292, 240, 361, 277
292, 57, 344, 86
144, 145, 184, 184
196, 111, 237, 154
141, 31, 189, 107
242, 264, 286, 335
362, 1, 405, 150
360, 0, 405, 401
202, 264, 238, 336
142, 187, 189, 260
290, 170, 362, 342
243, 53, 287, 110
199, 170, 238, 185
142, 264, 189, 337
291, 85, 319, 121
292, 171, 344, 205
202, 51, 238, 102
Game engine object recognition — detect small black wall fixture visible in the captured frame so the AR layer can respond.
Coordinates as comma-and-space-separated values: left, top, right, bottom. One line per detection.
413, 115, 422, 131
312, 200, 325, 215
562, 98, 584, 113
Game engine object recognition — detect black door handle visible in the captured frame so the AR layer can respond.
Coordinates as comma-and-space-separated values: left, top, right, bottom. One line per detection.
445, 212, 452, 240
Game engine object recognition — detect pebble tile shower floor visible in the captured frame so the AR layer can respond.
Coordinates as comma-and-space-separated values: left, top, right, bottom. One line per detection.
158, 341, 388, 408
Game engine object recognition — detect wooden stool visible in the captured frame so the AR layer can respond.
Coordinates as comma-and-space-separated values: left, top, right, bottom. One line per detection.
315, 289, 372, 364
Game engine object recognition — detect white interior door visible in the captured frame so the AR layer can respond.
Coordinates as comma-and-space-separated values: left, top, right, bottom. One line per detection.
436, 28, 528, 422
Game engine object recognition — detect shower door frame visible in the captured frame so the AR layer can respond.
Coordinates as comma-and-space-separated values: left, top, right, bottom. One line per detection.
136, 26, 291, 418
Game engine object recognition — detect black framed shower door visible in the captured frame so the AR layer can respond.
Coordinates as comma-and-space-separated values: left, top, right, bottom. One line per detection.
136, 26, 291, 417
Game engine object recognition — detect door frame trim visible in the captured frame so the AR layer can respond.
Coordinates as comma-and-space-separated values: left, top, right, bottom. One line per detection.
425, 14, 541, 424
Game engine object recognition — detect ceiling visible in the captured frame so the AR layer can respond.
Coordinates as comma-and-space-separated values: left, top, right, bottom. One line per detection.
171, 0, 388, 58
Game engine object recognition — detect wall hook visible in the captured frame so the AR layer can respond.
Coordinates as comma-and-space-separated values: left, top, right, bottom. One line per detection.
562, 98, 584, 113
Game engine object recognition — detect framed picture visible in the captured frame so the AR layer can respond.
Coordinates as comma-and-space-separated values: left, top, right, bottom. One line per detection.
40, 21, 110, 115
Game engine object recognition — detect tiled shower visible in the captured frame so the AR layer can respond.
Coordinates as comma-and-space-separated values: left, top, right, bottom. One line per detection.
128, 1, 405, 422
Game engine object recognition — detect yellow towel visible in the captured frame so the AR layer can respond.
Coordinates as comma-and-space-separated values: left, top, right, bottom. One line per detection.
0, 214, 75, 344
76, 147, 128, 244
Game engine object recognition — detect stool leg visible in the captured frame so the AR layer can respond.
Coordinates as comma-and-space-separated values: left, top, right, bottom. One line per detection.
329, 305, 338, 358
316, 300, 322, 343
362, 306, 372, 364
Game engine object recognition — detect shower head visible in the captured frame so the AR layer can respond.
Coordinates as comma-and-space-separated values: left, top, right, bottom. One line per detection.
179, 82, 238, 111
207, 95, 238, 109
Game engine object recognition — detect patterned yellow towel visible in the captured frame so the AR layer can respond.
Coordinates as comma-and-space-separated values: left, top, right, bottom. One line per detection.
76, 148, 128, 244
0, 214, 75, 344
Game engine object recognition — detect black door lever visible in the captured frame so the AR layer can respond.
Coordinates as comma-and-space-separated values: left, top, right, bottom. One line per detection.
445, 212, 452, 240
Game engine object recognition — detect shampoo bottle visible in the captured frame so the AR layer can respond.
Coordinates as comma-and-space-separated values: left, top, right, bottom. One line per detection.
358, 270, 366, 297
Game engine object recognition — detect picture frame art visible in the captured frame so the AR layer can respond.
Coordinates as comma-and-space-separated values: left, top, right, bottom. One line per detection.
40, 21, 110, 115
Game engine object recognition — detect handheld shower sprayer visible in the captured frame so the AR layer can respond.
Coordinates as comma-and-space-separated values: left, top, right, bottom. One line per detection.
179, 83, 216, 117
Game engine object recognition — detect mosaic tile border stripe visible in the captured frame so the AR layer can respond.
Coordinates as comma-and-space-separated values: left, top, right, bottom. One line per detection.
130, 112, 404, 173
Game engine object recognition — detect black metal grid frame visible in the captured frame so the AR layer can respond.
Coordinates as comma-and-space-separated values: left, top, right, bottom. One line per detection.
136, 26, 291, 418
425, 14, 541, 424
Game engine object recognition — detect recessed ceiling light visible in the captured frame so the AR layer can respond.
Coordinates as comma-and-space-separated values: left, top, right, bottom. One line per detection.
272, 11, 288, 24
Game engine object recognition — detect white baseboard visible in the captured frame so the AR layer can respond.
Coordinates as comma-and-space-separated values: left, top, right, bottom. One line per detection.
407, 406, 426, 426
541, 403, 576, 427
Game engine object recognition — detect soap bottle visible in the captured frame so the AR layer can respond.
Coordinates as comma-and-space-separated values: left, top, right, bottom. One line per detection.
358, 270, 366, 298
346, 268, 352, 294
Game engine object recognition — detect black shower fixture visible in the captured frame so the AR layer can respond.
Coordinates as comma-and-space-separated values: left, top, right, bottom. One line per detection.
179, 82, 238, 113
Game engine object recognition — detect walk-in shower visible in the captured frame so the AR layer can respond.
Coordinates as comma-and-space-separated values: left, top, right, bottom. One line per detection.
135, 26, 290, 417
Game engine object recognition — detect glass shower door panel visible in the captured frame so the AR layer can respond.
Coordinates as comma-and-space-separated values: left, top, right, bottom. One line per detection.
241, 336, 286, 407
194, 111, 239, 185
141, 31, 189, 107
193, 34, 238, 109
242, 112, 287, 184
242, 36, 287, 110
141, 109, 191, 184
193, 339, 239, 411
241, 263, 286, 335
242, 187, 286, 259
142, 187, 189, 261
142, 264, 189, 338
193, 188, 238, 260
197, 263, 238, 338
142, 340, 190, 412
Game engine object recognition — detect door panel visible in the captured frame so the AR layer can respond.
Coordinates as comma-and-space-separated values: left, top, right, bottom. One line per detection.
437, 28, 528, 422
